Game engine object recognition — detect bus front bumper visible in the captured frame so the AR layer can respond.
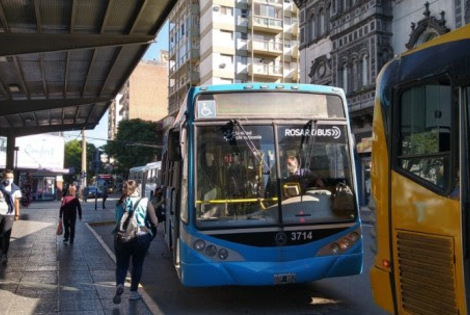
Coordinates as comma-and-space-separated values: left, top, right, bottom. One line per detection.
179, 252, 362, 287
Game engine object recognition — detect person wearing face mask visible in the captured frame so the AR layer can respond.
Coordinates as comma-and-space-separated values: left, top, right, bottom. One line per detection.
0, 169, 21, 265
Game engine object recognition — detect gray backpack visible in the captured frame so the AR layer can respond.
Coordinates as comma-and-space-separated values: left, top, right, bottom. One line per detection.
116, 198, 142, 242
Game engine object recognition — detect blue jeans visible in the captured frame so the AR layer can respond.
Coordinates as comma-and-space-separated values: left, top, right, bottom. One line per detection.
114, 233, 152, 291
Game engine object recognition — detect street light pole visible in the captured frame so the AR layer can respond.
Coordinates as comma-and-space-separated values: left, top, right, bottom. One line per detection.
81, 129, 87, 200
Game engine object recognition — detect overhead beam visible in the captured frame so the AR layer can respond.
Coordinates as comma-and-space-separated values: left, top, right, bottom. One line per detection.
129, 0, 150, 33
0, 3, 9, 33
0, 123, 97, 137
0, 33, 155, 56
0, 97, 110, 115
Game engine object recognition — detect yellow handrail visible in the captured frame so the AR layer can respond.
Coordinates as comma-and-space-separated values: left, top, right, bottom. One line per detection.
195, 197, 278, 204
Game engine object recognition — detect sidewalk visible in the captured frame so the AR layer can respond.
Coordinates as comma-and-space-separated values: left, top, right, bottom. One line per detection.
0, 196, 158, 315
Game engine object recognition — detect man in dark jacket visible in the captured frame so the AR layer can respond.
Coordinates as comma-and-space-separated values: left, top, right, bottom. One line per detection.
59, 184, 82, 244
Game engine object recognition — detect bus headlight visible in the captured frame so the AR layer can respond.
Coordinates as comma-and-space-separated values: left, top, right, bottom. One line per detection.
348, 232, 359, 242
218, 248, 229, 260
194, 239, 206, 251
205, 245, 217, 257
331, 243, 341, 254
316, 228, 361, 256
339, 238, 350, 250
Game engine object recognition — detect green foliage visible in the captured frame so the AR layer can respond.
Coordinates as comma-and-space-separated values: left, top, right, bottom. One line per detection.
104, 119, 160, 177
402, 130, 438, 155
64, 140, 96, 182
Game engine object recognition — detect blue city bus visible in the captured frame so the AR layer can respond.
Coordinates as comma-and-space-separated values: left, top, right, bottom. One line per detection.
162, 83, 362, 287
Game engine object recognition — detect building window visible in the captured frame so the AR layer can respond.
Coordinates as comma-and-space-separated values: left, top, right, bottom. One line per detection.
309, 14, 315, 41
352, 59, 358, 91
342, 63, 348, 94
220, 6, 233, 16
319, 8, 325, 35
254, 3, 279, 19
361, 54, 368, 87
326, 3, 331, 32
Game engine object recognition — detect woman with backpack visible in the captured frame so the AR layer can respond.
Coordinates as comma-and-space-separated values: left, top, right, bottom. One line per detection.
112, 180, 159, 304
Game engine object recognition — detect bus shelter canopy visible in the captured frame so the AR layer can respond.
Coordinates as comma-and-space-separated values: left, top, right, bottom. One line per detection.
0, 0, 176, 137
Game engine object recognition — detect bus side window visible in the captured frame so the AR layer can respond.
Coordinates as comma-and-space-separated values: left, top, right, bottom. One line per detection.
397, 82, 453, 192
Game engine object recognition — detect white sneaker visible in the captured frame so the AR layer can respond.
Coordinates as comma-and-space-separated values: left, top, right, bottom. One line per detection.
129, 291, 142, 301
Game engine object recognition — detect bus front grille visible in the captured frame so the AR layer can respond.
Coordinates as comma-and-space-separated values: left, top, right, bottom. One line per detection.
396, 231, 458, 315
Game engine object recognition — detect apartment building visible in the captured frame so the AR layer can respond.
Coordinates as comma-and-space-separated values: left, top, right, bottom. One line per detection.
108, 58, 169, 140
168, 0, 300, 117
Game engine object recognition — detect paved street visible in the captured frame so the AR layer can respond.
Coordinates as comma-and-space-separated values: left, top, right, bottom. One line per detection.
0, 197, 381, 314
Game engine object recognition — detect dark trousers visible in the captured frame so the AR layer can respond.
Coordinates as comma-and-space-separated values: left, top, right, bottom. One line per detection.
63, 216, 77, 242
114, 233, 152, 291
0, 214, 14, 255
102, 196, 107, 209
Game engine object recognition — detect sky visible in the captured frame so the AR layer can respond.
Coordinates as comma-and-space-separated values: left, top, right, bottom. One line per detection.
64, 22, 170, 148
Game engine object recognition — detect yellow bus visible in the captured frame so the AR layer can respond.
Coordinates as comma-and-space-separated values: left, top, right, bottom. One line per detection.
369, 23, 470, 314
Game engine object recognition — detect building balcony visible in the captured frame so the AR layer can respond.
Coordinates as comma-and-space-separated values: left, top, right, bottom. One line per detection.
291, 21, 299, 37
249, 63, 282, 79
291, 45, 299, 59
250, 0, 283, 5
169, 47, 176, 60
248, 39, 283, 57
284, 1, 298, 14
249, 16, 283, 33
292, 69, 299, 82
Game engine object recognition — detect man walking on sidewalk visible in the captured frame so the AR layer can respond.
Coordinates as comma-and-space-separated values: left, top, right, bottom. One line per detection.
0, 169, 21, 265
102, 183, 108, 209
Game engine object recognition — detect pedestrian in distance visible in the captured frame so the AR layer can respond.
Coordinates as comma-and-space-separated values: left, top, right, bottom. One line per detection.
83, 185, 88, 203
59, 184, 82, 244
0, 169, 22, 265
112, 180, 159, 304
102, 182, 108, 209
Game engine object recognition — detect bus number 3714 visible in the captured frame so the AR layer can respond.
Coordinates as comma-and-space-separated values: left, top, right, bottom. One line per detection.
290, 231, 313, 241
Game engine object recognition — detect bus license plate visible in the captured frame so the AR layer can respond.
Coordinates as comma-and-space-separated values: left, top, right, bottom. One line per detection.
274, 273, 296, 284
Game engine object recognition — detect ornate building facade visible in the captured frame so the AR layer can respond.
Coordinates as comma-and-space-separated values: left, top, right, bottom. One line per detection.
298, 0, 470, 205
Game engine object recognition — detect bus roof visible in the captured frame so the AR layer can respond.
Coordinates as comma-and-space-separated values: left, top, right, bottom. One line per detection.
145, 161, 161, 169
129, 165, 146, 172
193, 83, 345, 96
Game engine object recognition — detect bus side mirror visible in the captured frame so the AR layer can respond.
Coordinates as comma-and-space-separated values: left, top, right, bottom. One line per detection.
168, 131, 181, 161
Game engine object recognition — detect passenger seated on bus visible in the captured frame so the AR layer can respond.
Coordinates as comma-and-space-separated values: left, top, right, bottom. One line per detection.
227, 154, 247, 197
284, 155, 324, 189
198, 152, 220, 196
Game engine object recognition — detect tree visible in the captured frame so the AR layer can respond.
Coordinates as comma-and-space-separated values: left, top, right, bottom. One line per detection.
104, 119, 160, 177
64, 140, 96, 183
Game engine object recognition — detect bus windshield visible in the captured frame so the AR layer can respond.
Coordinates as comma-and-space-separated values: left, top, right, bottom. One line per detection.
195, 122, 356, 229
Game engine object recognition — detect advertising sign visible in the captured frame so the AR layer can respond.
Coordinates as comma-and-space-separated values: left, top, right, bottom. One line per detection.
0, 134, 65, 170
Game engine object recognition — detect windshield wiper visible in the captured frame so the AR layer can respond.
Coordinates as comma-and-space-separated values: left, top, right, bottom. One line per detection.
299, 119, 317, 173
